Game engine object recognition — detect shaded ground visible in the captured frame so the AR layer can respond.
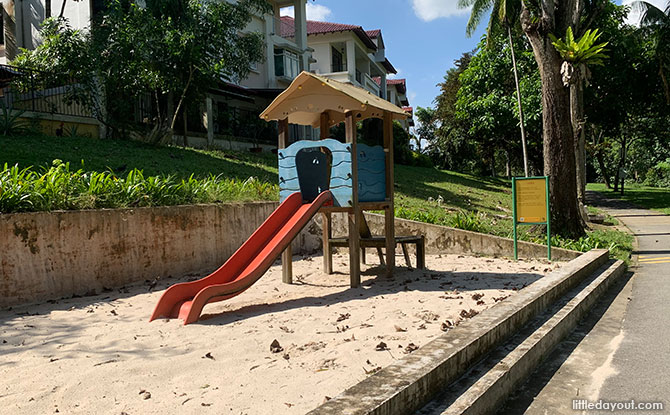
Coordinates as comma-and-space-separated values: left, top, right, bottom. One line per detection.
0, 253, 560, 415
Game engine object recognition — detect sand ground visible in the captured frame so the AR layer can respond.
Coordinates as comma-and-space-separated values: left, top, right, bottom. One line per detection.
0, 252, 561, 415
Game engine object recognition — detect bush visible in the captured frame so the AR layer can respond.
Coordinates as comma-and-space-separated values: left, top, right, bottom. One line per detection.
0, 160, 278, 213
643, 159, 670, 187
409, 151, 433, 168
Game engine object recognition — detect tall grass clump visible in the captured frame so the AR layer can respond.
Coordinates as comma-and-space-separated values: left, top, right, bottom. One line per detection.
0, 160, 278, 213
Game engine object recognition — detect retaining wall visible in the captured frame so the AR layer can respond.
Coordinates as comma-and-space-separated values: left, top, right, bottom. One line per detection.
0, 202, 321, 307
1, 203, 579, 307
329, 213, 580, 261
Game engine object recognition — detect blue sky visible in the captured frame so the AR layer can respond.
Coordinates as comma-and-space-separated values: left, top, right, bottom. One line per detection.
285, 0, 658, 123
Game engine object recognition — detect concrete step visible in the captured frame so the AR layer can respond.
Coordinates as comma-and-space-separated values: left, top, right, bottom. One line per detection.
416, 259, 626, 415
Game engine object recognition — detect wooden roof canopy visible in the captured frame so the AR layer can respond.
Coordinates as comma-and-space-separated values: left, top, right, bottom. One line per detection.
259, 71, 408, 128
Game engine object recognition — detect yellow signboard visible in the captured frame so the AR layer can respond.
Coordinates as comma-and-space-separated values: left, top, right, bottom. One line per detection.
515, 178, 547, 223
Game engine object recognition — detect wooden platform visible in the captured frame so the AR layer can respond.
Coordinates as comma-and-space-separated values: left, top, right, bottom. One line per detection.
329, 235, 425, 269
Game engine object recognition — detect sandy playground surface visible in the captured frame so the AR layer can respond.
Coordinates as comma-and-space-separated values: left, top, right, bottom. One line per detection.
0, 252, 562, 415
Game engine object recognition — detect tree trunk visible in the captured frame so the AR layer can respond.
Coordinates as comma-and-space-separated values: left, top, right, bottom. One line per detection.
524, 32, 585, 237
508, 25, 529, 177
570, 73, 587, 207
505, 149, 511, 177
182, 108, 188, 148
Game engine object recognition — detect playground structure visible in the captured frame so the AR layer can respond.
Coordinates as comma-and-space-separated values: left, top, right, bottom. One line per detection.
150, 71, 424, 325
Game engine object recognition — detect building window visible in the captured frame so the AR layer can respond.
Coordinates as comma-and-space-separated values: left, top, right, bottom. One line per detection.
331, 46, 344, 72
249, 61, 258, 72
274, 48, 299, 79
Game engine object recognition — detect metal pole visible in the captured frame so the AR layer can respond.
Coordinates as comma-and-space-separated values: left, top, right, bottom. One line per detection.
546, 176, 551, 261
512, 177, 518, 260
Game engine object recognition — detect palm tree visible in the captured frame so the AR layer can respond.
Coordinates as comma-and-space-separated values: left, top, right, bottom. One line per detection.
549, 27, 608, 205
631, 1, 670, 105
459, 0, 529, 177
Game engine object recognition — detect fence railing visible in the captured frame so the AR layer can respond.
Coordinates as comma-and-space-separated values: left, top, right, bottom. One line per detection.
0, 64, 94, 118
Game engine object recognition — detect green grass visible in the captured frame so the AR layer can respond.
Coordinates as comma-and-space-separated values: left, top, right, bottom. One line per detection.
588, 182, 670, 215
0, 135, 278, 182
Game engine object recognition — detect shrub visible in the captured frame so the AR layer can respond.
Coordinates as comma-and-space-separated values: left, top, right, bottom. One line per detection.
0, 160, 278, 213
409, 151, 433, 168
0, 104, 30, 136
643, 159, 670, 187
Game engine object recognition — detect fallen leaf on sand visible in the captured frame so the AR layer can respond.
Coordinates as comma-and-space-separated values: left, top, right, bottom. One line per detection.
417, 324, 427, 330
279, 326, 294, 333
471, 293, 484, 301
284, 402, 294, 408
375, 341, 389, 351
404, 343, 419, 353
460, 309, 479, 319
270, 339, 283, 353
336, 313, 351, 322
202, 352, 214, 360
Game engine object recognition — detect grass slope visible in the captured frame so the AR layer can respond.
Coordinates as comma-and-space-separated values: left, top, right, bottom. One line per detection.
1, 135, 278, 182
588, 183, 670, 215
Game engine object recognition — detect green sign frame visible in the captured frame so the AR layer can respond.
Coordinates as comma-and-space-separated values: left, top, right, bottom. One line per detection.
512, 176, 551, 260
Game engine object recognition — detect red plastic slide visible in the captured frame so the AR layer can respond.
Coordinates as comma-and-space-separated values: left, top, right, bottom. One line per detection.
150, 190, 333, 325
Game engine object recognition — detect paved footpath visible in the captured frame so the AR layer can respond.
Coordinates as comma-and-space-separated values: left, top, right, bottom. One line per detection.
502, 191, 670, 414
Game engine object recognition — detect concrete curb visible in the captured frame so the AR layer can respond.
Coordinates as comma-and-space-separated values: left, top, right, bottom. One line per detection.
307, 249, 610, 415
419, 259, 626, 414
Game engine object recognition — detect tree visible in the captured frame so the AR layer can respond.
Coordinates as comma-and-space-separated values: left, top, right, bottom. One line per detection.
15, 0, 270, 139
630, 0, 670, 105
460, 0, 530, 176
414, 106, 437, 153
549, 26, 608, 208
454, 34, 542, 177
430, 53, 474, 171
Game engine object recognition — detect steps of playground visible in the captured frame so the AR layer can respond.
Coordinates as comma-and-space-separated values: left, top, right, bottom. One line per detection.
415, 258, 625, 415
307, 249, 623, 415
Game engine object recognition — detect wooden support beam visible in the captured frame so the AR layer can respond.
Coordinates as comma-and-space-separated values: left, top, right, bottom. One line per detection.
417, 236, 426, 270
401, 243, 412, 268
278, 117, 292, 284
320, 112, 330, 140
383, 111, 395, 276
322, 212, 333, 274
282, 245, 293, 284
278, 117, 289, 149
346, 111, 360, 288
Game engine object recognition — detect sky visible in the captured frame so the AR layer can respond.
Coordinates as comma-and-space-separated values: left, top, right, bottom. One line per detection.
281, 0, 666, 126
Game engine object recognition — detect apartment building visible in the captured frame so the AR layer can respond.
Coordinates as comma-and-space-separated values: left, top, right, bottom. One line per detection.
2, 0, 411, 143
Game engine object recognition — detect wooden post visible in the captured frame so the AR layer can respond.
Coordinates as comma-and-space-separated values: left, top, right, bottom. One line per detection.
320, 112, 329, 140
383, 111, 395, 276
278, 117, 289, 149
322, 212, 333, 274
278, 117, 292, 284
346, 111, 360, 288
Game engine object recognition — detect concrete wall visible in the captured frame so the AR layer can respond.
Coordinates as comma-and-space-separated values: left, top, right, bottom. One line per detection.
1, 202, 579, 307
0, 202, 321, 307
329, 213, 580, 261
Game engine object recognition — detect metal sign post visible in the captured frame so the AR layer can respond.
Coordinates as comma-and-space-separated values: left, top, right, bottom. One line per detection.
512, 176, 551, 260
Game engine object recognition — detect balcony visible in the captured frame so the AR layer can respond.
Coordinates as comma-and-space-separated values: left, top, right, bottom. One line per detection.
272, 17, 295, 44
